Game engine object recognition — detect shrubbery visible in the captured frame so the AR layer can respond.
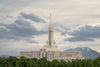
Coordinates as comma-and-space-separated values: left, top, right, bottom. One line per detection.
0, 56, 100, 67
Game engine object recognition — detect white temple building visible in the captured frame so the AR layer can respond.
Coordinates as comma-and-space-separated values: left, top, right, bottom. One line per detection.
18, 13, 84, 61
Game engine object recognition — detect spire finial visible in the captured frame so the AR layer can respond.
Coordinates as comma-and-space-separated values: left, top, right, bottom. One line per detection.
50, 13, 52, 26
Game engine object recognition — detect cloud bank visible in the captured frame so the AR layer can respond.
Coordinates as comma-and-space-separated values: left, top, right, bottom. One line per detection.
65, 25, 100, 42
0, 12, 46, 43
21, 12, 45, 22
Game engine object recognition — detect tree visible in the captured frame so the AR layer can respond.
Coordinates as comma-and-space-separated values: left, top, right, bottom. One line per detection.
94, 57, 100, 67
16, 56, 28, 67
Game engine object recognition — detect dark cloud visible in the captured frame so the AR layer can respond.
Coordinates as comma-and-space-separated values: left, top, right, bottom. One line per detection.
53, 23, 70, 35
65, 25, 100, 42
20, 12, 45, 23
0, 18, 46, 43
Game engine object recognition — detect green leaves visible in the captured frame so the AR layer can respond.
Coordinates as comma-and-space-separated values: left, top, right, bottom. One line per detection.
0, 56, 100, 67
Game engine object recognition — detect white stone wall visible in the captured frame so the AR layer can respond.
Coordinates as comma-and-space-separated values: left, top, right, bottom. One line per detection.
19, 49, 84, 61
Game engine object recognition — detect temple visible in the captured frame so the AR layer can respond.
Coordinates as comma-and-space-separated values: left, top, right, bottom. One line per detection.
18, 13, 84, 61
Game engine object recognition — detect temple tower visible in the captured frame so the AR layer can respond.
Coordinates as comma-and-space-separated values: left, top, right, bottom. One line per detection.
44, 13, 59, 51
47, 13, 55, 48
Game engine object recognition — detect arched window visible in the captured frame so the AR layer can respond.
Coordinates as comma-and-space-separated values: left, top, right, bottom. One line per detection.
41, 52, 45, 58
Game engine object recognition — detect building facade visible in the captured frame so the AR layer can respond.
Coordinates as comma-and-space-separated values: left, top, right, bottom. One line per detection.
19, 14, 84, 61
20, 49, 84, 61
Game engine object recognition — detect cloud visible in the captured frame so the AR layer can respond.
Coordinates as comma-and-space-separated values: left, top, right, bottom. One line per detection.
65, 25, 100, 42
20, 12, 45, 23
0, 0, 36, 6
6, 16, 13, 18
0, 18, 46, 43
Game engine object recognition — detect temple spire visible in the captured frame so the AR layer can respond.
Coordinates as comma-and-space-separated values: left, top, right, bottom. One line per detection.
50, 13, 52, 26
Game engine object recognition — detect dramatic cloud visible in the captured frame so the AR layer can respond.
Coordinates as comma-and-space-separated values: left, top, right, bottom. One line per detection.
0, 18, 46, 43
65, 25, 100, 42
20, 12, 45, 23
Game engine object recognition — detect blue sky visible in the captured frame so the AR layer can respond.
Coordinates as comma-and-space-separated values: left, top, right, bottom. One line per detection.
0, 0, 100, 56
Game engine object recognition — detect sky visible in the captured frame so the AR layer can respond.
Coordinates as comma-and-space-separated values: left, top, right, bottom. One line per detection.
0, 0, 100, 56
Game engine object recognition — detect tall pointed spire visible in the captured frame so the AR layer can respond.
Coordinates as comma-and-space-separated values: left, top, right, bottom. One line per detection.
50, 13, 52, 26
44, 13, 58, 50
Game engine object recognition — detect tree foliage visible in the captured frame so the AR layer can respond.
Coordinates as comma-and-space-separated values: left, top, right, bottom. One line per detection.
0, 56, 100, 67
